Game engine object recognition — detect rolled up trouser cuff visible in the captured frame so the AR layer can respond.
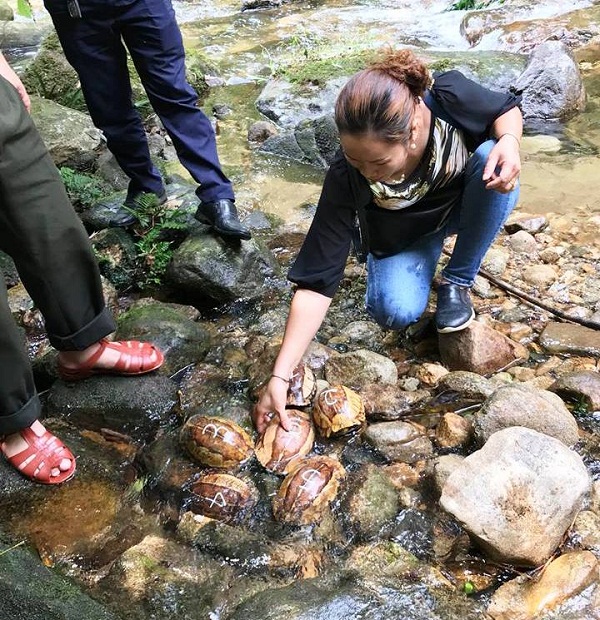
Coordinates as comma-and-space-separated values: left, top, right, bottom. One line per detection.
0, 393, 42, 436
48, 306, 116, 351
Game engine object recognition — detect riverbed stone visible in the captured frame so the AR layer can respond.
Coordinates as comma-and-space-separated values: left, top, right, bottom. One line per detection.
487, 551, 599, 620
514, 41, 586, 122
47, 374, 178, 441
508, 230, 538, 254
324, 349, 398, 388
365, 421, 433, 464
436, 370, 495, 400
30, 96, 104, 169
0, 20, 46, 48
440, 427, 591, 566
549, 370, 600, 411
439, 320, 529, 375
521, 264, 557, 287
166, 231, 279, 304
540, 322, 600, 356
570, 510, 600, 555
412, 362, 449, 387
115, 298, 213, 376
431, 454, 465, 495
504, 213, 548, 235
435, 412, 473, 449
361, 383, 430, 420
475, 383, 579, 446
0, 0, 13, 20
0, 530, 119, 620
342, 463, 400, 540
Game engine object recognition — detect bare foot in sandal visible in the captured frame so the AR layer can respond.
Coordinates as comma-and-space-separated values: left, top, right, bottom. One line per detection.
1, 420, 76, 484
57, 339, 164, 381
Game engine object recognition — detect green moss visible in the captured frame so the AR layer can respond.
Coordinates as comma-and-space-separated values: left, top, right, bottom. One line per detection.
277, 49, 376, 86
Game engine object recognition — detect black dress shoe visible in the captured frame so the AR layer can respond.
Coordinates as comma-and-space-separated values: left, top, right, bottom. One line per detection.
435, 283, 475, 333
195, 199, 251, 240
108, 189, 168, 228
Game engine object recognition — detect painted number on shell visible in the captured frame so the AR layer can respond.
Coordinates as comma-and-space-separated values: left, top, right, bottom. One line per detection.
298, 468, 322, 493
322, 389, 341, 407
202, 423, 230, 439
204, 491, 227, 508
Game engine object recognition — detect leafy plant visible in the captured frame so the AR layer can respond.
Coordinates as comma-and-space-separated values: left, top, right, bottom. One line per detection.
59, 167, 106, 210
447, 0, 504, 10
16, 0, 33, 19
128, 193, 188, 290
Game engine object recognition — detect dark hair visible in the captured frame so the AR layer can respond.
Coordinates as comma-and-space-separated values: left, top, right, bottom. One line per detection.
334, 49, 431, 144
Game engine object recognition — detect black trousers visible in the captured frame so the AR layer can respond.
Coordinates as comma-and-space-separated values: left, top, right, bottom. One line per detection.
45, 0, 235, 204
0, 76, 115, 435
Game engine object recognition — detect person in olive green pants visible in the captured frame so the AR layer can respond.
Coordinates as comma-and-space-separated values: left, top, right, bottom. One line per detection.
0, 53, 163, 484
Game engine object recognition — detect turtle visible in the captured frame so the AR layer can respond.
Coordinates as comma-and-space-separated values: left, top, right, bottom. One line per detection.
272, 455, 346, 525
180, 415, 253, 468
286, 363, 318, 407
255, 408, 315, 475
312, 385, 366, 438
188, 472, 258, 523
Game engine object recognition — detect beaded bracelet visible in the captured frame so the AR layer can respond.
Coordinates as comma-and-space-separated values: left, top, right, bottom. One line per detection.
271, 374, 290, 384
497, 132, 521, 146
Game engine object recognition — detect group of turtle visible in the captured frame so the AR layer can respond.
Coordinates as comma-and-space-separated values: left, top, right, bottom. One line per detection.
179, 365, 367, 525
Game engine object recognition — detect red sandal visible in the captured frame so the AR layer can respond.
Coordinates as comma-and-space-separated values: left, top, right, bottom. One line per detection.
1, 427, 76, 485
57, 339, 164, 381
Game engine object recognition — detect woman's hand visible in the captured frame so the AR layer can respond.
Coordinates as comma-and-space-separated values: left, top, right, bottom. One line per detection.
252, 377, 292, 434
0, 53, 31, 112
482, 133, 521, 193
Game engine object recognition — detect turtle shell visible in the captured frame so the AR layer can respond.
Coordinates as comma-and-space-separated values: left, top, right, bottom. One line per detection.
255, 409, 315, 475
180, 415, 253, 468
312, 385, 366, 438
287, 364, 318, 407
272, 455, 346, 525
189, 472, 258, 523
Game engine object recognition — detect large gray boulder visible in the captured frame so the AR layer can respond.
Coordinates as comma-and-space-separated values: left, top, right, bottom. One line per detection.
515, 41, 586, 121
440, 426, 591, 566
166, 232, 280, 304
475, 383, 580, 447
30, 95, 104, 169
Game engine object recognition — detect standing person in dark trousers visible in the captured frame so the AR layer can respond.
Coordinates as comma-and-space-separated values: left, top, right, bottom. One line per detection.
42, 0, 251, 239
0, 53, 164, 485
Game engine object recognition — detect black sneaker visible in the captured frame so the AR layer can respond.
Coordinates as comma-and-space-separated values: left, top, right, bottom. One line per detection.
108, 189, 168, 228
435, 283, 475, 333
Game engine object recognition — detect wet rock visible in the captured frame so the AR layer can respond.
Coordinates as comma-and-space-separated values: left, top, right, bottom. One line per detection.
0, 0, 13, 19
440, 427, 591, 566
361, 383, 430, 421
365, 421, 433, 464
436, 371, 495, 400
515, 41, 586, 122
383, 462, 423, 490
475, 383, 579, 446
0, 20, 46, 48
431, 454, 465, 495
178, 362, 253, 424
324, 349, 398, 389
7, 281, 36, 325
435, 412, 473, 449
487, 551, 599, 620
549, 370, 600, 411
0, 530, 119, 620
97, 534, 236, 619
115, 298, 212, 376
342, 463, 400, 540
439, 321, 529, 375
47, 374, 178, 441
166, 231, 280, 304
570, 510, 600, 555
247, 119, 279, 143
344, 540, 425, 580
540, 322, 600, 356
337, 319, 385, 351
412, 362, 449, 387
30, 96, 104, 169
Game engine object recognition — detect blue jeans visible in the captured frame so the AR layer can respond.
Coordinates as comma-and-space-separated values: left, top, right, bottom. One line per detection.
365, 140, 519, 330
45, 0, 234, 204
